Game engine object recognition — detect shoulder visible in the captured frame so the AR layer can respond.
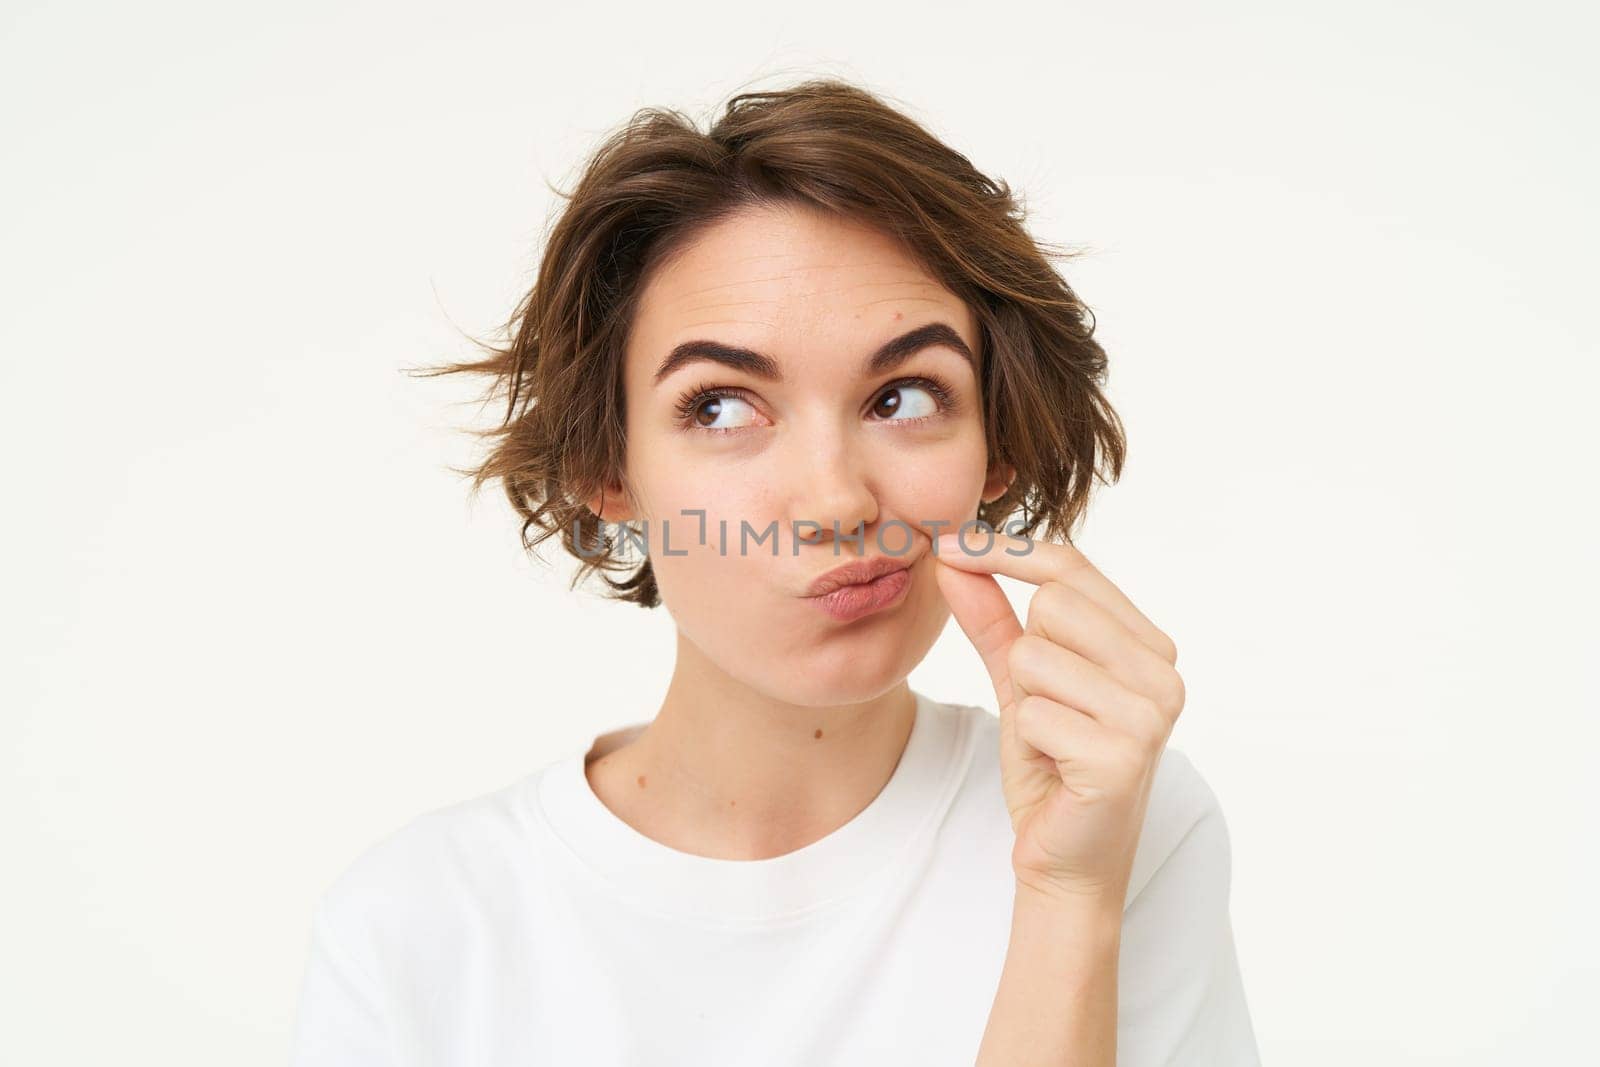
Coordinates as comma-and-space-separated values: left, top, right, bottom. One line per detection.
309, 771, 544, 964
1125, 746, 1233, 906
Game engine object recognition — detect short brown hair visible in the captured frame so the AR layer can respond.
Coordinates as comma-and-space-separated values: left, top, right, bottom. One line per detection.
412, 77, 1126, 608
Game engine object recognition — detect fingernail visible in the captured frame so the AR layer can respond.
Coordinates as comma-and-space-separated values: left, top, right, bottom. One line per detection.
935, 534, 962, 557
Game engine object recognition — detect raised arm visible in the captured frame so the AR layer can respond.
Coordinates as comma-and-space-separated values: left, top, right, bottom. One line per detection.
931, 530, 1188, 1065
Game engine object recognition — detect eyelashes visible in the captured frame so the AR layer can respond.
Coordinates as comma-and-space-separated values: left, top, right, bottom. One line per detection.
673, 374, 961, 436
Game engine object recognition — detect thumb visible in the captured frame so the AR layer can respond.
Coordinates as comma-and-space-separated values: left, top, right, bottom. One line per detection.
933, 558, 1042, 762
933, 552, 1061, 840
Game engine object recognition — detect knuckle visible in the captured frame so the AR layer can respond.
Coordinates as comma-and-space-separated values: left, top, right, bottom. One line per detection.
1041, 579, 1075, 612
1155, 629, 1179, 665
1025, 581, 1071, 633
1113, 737, 1149, 778
1130, 695, 1168, 741
1130, 692, 1162, 725
1023, 593, 1044, 634
1008, 632, 1049, 673
1141, 718, 1172, 752
1170, 671, 1187, 712
1015, 694, 1054, 732
1157, 669, 1186, 716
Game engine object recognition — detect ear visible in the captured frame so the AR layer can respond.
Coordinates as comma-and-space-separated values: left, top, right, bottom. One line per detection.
585, 479, 637, 524
980, 461, 1017, 505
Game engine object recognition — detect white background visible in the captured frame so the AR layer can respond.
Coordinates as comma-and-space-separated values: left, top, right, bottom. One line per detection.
5, 1, 1596, 1063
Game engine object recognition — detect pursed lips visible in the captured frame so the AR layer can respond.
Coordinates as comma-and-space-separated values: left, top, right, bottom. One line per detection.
802, 550, 922, 598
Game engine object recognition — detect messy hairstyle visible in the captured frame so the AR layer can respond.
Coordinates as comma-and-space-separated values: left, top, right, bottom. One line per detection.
412, 77, 1126, 609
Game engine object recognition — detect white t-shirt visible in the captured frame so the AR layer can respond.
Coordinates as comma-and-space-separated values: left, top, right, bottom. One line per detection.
290, 690, 1260, 1065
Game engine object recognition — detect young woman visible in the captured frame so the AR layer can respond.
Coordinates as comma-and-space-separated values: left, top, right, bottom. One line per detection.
290, 79, 1260, 1066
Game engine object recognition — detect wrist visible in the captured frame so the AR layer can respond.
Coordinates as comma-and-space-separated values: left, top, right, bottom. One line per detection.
1001, 881, 1124, 1008
1011, 879, 1125, 941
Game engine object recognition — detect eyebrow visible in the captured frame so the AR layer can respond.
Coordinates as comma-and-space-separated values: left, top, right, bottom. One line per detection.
651, 321, 977, 387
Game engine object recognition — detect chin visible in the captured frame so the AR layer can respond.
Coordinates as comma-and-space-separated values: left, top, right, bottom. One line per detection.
765, 672, 912, 710
762, 628, 937, 708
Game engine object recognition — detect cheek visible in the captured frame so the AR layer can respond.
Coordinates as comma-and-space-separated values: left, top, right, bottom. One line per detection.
631, 462, 778, 600
641, 460, 777, 540
878, 433, 991, 531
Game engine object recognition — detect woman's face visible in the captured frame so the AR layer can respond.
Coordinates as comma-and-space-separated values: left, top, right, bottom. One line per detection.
599, 201, 1013, 706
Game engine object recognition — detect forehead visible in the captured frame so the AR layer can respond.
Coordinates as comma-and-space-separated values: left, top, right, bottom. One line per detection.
627, 202, 973, 355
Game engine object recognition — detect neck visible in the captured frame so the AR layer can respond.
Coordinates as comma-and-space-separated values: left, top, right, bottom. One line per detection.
584, 629, 917, 861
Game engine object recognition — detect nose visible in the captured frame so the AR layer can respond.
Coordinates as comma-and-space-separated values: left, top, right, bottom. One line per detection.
788, 436, 878, 549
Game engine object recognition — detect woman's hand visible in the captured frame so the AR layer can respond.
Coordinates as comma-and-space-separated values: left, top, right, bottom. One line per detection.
932, 530, 1185, 907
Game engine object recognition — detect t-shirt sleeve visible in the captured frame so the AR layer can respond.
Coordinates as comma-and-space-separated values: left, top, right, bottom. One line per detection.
289, 894, 397, 1066
1117, 751, 1262, 1066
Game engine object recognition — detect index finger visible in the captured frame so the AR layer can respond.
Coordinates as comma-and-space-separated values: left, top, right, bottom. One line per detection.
933, 529, 1176, 665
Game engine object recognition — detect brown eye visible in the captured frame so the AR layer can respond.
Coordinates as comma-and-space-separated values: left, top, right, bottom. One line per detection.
678, 391, 759, 432
871, 383, 940, 421
692, 396, 722, 427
